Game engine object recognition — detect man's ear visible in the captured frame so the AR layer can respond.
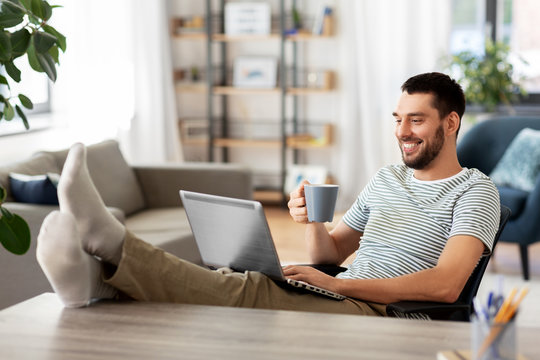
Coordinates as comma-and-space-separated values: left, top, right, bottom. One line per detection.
445, 111, 460, 136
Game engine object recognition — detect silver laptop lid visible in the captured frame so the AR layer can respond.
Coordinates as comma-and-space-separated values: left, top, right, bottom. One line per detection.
180, 190, 285, 281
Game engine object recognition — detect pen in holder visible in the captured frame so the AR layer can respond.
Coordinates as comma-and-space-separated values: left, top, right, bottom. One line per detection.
471, 313, 516, 360
471, 286, 528, 360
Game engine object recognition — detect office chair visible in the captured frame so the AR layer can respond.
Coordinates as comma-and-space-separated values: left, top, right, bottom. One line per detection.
386, 205, 511, 321
308, 206, 511, 322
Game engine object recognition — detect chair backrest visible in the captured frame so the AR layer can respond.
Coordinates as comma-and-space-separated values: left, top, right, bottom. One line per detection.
457, 116, 540, 175
457, 205, 512, 307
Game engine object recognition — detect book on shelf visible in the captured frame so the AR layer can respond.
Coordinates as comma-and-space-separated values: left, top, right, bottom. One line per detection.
312, 5, 332, 35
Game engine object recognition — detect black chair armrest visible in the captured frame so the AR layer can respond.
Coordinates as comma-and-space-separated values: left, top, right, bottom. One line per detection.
387, 300, 471, 321
301, 264, 472, 321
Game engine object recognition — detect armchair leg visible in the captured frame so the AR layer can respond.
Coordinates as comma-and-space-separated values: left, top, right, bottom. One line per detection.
519, 244, 530, 281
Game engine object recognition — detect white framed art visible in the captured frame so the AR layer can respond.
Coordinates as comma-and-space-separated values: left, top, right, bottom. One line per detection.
233, 56, 277, 88
225, 2, 271, 35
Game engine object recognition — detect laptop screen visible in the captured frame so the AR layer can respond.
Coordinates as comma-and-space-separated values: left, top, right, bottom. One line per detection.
180, 191, 285, 281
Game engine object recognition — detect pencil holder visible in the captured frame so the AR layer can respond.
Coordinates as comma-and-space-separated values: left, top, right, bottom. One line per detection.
471, 314, 516, 360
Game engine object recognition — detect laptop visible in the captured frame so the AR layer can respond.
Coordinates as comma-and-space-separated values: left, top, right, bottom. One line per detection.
180, 190, 346, 301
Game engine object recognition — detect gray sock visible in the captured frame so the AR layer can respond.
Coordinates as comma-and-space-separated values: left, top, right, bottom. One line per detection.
58, 142, 126, 265
36, 211, 117, 307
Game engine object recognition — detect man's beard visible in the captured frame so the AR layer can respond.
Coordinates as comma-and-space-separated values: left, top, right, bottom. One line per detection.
401, 125, 445, 170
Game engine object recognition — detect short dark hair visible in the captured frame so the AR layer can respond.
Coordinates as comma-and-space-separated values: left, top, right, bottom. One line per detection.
401, 72, 465, 136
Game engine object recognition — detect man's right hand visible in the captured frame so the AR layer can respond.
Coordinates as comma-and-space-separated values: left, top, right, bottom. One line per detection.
288, 180, 310, 224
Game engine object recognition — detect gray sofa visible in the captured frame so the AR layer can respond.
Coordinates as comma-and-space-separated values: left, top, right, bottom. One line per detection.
0, 139, 252, 309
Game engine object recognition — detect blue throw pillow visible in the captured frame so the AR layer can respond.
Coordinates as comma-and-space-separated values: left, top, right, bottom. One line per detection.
489, 128, 540, 192
9, 173, 60, 205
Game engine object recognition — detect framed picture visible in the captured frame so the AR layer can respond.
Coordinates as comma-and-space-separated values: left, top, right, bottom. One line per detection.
284, 165, 328, 194
225, 2, 271, 35
233, 57, 278, 88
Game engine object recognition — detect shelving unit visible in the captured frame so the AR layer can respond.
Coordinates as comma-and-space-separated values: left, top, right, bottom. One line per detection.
170, 0, 337, 203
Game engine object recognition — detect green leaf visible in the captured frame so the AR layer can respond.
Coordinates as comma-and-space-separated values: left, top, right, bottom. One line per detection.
0, 31, 12, 62
26, 41, 44, 73
0, 74, 8, 86
27, 13, 40, 25
19, 0, 32, 11
41, 0, 51, 21
0, 186, 6, 203
33, 31, 56, 53
1, 206, 13, 220
43, 24, 66, 52
36, 49, 56, 81
0, 211, 31, 255
30, 0, 44, 19
4, 60, 21, 82
4, 101, 15, 120
0, 2, 25, 28
18, 93, 33, 109
48, 43, 58, 63
10, 28, 31, 58
15, 105, 29, 129
2, 0, 26, 15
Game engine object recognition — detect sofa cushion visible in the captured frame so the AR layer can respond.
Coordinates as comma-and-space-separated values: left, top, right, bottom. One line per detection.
0, 153, 60, 202
39, 140, 146, 216
489, 128, 540, 192
125, 207, 202, 264
497, 185, 528, 219
9, 173, 60, 205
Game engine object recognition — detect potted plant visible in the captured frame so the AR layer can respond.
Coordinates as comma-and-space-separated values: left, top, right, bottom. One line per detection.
446, 38, 527, 113
0, 0, 66, 255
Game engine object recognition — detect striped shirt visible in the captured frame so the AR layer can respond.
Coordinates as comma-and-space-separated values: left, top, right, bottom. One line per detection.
336, 165, 500, 280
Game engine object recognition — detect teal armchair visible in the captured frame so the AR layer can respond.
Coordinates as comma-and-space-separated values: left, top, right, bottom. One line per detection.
457, 116, 540, 280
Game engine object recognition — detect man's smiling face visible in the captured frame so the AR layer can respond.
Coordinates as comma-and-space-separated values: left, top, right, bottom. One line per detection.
393, 92, 446, 170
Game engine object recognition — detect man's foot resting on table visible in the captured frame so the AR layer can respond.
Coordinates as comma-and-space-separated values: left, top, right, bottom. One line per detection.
58, 142, 125, 266
36, 211, 118, 307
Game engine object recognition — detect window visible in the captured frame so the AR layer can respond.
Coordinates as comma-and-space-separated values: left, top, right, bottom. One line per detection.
9, 59, 51, 114
0, 55, 52, 136
450, 0, 540, 103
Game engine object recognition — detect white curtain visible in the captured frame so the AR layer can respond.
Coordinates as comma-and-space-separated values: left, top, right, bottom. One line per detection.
334, 0, 451, 209
51, 0, 182, 163
119, 0, 183, 163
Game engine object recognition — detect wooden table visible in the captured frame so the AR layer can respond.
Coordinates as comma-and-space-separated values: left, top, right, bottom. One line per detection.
0, 293, 538, 359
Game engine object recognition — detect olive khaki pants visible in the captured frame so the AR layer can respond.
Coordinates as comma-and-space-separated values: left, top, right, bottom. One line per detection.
105, 231, 387, 316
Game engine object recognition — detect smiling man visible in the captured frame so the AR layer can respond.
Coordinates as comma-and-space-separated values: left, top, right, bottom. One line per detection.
285, 72, 500, 304
37, 72, 500, 317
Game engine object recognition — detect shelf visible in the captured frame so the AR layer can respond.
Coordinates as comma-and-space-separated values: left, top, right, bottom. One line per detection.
172, 33, 333, 42
287, 140, 332, 149
286, 33, 334, 41
213, 86, 281, 95
171, 2, 338, 200
175, 85, 335, 95
175, 83, 207, 93
182, 138, 208, 146
287, 88, 334, 95
213, 138, 281, 148
212, 138, 332, 149
172, 33, 207, 40
212, 34, 281, 42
